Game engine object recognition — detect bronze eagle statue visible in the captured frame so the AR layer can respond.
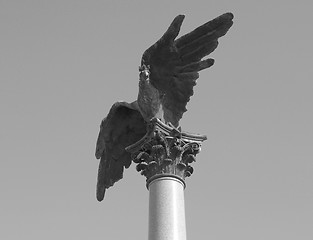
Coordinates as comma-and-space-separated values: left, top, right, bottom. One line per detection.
95, 13, 234, 201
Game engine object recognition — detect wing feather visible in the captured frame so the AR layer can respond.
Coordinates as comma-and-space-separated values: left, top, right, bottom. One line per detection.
178, 59, 215, 73
175, 13, 234, 49
95, 101, 146, 201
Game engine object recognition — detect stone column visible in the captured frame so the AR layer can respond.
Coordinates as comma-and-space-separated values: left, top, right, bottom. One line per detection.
148, 176, 186, 240
126, 118, 206, 240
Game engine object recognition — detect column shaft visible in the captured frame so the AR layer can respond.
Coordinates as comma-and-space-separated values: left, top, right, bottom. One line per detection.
148, 177, 186, 240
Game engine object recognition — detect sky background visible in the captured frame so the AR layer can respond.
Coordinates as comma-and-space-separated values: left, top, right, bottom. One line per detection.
1, 0, 312, 239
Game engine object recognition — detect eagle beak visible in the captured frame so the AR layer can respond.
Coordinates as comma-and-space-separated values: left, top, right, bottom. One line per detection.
139, 64, 150, 81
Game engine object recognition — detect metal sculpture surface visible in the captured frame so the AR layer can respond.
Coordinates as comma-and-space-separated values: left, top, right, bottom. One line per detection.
95, 13, 234, 201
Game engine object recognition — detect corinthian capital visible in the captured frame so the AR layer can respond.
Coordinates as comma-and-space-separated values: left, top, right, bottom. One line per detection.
126, 118, 207, 187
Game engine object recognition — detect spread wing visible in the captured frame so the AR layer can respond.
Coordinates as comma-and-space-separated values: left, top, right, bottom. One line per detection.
95, 101, 146, 201
141, 13, 234, 126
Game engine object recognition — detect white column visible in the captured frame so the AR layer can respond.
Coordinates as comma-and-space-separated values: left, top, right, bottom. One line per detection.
148, 176, 187, 240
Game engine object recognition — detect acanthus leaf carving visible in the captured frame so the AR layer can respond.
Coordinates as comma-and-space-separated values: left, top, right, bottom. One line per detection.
125, 118, 207, 185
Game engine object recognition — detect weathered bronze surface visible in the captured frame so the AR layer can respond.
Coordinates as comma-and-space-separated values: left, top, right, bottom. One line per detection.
95, 13, 234, 201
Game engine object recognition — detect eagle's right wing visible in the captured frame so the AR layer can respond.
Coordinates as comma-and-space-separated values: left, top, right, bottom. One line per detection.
141, 13, 234, 126
95, 101, 146, 201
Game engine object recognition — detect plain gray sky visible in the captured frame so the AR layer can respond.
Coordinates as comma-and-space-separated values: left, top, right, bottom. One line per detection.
1, 0, 312, 239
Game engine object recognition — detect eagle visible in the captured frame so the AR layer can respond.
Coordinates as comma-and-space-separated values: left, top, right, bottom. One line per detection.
95, 13, 234, 201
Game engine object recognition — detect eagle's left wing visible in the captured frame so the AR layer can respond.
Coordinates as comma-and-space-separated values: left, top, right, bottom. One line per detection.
95, 101, 146, 201
141, 13, 234, 126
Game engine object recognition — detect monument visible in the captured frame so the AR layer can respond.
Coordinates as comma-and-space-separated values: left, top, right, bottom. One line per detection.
95, 13, 234, 240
